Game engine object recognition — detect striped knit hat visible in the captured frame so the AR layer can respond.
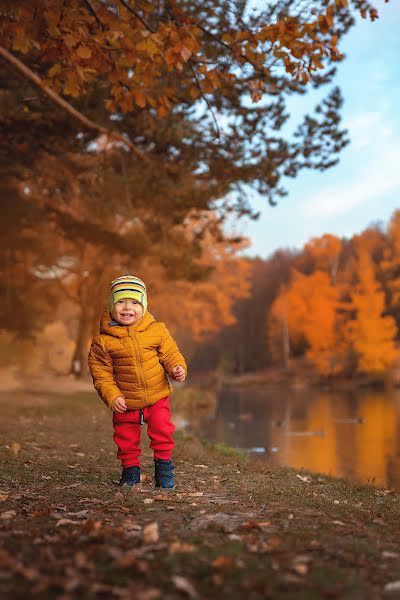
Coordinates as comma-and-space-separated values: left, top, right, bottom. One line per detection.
109, 274, 147, 315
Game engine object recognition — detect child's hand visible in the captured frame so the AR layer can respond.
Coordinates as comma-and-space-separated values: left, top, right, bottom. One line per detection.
112, 396, 127, 413
172, 365, 186, 382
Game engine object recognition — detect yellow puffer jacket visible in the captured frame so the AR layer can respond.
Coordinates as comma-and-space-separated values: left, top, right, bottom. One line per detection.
88, 310, 187, 410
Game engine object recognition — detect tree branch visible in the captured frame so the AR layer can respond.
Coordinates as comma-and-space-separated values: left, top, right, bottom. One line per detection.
189, 61, 220, 140
0, 45, 148, 161
118, 0, 155, 33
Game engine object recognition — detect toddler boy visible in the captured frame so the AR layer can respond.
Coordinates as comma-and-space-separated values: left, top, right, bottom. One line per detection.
88, 274, 187, 488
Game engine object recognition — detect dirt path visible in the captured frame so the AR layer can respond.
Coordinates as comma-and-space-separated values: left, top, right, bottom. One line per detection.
1, 389, 400, 599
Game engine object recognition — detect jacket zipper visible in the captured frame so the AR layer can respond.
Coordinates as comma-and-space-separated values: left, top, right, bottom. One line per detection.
129, 330, 147, 405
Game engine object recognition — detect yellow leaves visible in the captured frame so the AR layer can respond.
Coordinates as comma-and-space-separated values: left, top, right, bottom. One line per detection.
349, 247, 398, 374
142, 522, 159, 544
12, 29, 31, 54
63, 73, 81, 98
64, 33, 80, 49
136, 37, 159, 57
11, 442, 21, 456
48, 64, 62, 77
76, 46, 92, 60
0, 0, 384, 120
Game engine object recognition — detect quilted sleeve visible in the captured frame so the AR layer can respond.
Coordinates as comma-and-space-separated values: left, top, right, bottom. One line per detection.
88, 337, 122, 410
158, 325, 187, 378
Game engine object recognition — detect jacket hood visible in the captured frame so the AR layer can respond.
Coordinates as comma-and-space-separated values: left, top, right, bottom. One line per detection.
99, 308, 156, 337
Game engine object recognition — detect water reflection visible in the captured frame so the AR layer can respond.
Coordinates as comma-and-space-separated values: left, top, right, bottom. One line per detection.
188, 386, 400, 490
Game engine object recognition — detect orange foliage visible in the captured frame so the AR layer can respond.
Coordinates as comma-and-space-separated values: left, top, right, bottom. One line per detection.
349, 246, 398, 375
139, 214, 251, 341
271, 271, 344, 375
270, 270, 346, 375
303, 233, 342, 282
0, 0, 367, 114
383, 210, 400, 308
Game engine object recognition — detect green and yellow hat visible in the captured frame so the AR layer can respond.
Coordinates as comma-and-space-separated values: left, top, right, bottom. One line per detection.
109, 274, 147, 315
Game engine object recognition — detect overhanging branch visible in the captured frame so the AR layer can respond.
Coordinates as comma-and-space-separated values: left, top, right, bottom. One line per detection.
0, 45, 148, 162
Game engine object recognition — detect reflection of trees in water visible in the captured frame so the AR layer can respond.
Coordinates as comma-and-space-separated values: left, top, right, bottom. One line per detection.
213, 387, 400, 489
387, 394, 400, 489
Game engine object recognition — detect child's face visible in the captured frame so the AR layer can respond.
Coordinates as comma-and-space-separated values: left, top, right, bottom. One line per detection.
113, 298, 143, 326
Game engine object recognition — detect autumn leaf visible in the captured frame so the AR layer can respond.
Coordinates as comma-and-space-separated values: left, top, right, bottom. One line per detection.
56, 518, 82, 526
180, 46, 192, 61
133, 90, 146, 108
77, 46, 92, 59
171, 575, 198, 599
212, 555, 234, 569
11, 442, 21, 456
143, 522, 159, 544
0, 510, 16, 520
169, 541, 195, 554
48, 64, 62, 77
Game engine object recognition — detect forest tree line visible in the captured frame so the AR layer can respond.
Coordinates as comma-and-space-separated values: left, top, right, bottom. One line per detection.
190, 212, 400, 379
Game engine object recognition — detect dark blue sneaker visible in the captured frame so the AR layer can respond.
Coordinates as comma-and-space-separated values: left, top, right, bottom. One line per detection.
119, 466, 141, 486
154, 459, 174, 488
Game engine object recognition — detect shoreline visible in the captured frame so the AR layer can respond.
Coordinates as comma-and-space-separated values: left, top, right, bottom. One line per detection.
1, 386, 399, 598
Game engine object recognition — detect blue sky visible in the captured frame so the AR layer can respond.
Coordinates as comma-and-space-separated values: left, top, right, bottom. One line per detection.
240, 1, 400, 258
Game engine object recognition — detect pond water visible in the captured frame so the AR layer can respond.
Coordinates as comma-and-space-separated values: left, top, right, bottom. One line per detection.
183, 386, 400, 490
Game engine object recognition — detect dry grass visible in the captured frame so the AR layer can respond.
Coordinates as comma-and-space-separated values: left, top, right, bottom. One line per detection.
0, 386, 400, 599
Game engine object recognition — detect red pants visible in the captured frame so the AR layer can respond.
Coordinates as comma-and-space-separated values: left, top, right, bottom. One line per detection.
112, 396, 175, 468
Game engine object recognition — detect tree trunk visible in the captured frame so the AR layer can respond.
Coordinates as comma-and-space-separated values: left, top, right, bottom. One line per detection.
70, 310, 92, 378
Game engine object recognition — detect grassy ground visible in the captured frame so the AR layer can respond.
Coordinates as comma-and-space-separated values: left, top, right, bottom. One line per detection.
1, 386, 400, 599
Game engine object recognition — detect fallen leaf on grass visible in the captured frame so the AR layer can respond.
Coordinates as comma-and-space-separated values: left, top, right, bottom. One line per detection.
382, 551, 399, 559
17, 565, 39, 581
78, 497, 101, 503
241, 520, 272, 530
11, 442, 21, 456
143, 522, 159, 544
0, 510, 16, 520
169, 541, 195, 554
293, 563, 308, 575
190, 512, 256, 533
332, 520, 346, 526
247, 536, 282, 554
154, 494, 170, 502
384, 581, 400, 593
0, 493, 9, 502
292, 555, 311, 576
212, 555, 234, 569
171, 575, 198, 599
296, 475, 311, 483
56, 518, 82, 527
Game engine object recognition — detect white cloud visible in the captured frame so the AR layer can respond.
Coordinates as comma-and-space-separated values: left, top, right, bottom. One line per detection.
344, 110, 393, 149
301, 113, 400, 219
